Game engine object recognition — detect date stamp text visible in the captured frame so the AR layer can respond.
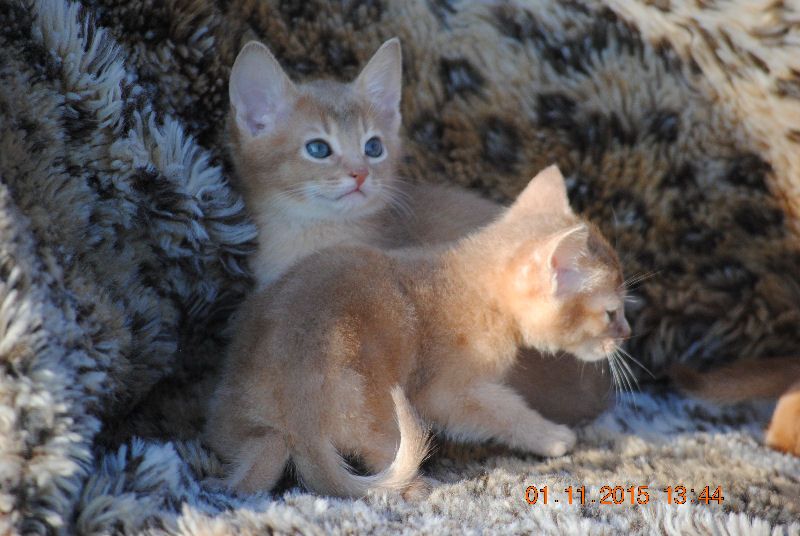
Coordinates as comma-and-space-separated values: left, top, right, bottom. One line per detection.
524, 485, 724, 506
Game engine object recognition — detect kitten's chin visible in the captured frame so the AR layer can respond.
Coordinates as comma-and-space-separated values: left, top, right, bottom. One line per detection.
326, 191, 384, 217
570, 341, 612, 363
281, 193, 385, 221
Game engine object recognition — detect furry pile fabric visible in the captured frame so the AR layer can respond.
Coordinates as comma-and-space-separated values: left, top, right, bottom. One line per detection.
0, 0, 798, 533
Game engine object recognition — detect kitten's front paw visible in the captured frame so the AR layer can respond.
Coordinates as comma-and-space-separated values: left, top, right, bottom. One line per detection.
530, 425, 576, 457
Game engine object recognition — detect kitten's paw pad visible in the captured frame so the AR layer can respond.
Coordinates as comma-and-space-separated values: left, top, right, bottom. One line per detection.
533, 425, 576, 457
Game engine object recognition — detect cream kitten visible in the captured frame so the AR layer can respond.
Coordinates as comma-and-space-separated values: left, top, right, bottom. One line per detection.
228, 38, 405, 288
228, 38, 613, 425
205, 166, 630, 497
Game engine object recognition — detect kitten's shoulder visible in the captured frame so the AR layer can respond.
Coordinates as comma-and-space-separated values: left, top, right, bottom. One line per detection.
309, 244, 393, 275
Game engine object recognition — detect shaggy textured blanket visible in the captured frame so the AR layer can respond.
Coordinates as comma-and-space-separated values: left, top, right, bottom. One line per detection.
1, 0, 800, 533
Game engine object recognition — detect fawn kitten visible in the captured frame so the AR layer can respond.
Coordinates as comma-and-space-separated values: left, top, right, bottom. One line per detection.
673, 358, 800, 456
205, 166, 631, 497
227, 38, 613, 425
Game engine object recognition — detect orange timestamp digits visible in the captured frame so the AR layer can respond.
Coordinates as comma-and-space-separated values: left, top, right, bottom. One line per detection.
525, 485, 724, 506
663, 485, 724, 504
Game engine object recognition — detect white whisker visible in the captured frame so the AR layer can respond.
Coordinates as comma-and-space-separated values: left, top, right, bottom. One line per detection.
607, 354, 623, 397
611, 354, 630, 397
611, 351, 636, 402
617, 354, 639, 391
612, 350, 641, 410
617, 346, 655, 378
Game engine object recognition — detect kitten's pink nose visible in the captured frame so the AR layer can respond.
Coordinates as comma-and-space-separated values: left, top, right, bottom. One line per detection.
349, 169, 368, 188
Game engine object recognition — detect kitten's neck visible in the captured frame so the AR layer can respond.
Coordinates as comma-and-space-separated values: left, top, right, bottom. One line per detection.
424, 235, 522, 371
251, 200, 381, 289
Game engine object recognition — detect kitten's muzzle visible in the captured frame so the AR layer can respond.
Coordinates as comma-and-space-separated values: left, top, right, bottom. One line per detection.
613, 318, 631, 340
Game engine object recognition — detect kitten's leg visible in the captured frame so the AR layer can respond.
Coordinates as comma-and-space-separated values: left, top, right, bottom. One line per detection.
226, 430, 290, 494
425, 381, 576, 457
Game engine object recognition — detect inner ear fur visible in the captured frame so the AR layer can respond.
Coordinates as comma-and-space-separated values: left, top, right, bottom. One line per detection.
516, 224, 589, 297
229, 40, 297, 138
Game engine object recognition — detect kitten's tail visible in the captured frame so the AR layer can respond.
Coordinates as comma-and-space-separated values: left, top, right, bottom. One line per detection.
290, 385, 431, 498
671, 358, 800, 403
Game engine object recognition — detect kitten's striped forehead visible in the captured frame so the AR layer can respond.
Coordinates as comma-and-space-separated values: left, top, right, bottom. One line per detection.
296, 80, 376, 131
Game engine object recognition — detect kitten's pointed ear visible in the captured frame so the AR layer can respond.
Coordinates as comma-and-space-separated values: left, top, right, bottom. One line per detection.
355, 38, 402, 126
543, 224, 590, 297
229, 41, 296, 138
514, 224, 589, 298
510, 165, 573, 217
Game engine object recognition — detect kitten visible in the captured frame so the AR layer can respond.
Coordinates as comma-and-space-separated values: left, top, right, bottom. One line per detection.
227, 38, 612, 425
205, 166, 631, 497
672, 358, 800, 456
228, 38, 405, 289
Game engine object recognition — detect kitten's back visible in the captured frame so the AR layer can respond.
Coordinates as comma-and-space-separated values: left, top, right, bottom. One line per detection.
379, 183, 502, 248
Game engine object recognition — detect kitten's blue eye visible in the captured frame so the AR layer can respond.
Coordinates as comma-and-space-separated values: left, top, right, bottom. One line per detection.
364, 136, 383, 158
305, 139, 332, 159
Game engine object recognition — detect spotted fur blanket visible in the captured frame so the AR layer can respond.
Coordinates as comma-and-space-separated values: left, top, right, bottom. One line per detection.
1, 0, 799, 533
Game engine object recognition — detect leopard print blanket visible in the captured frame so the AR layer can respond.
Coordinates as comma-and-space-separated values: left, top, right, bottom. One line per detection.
1, 0, 799, 532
